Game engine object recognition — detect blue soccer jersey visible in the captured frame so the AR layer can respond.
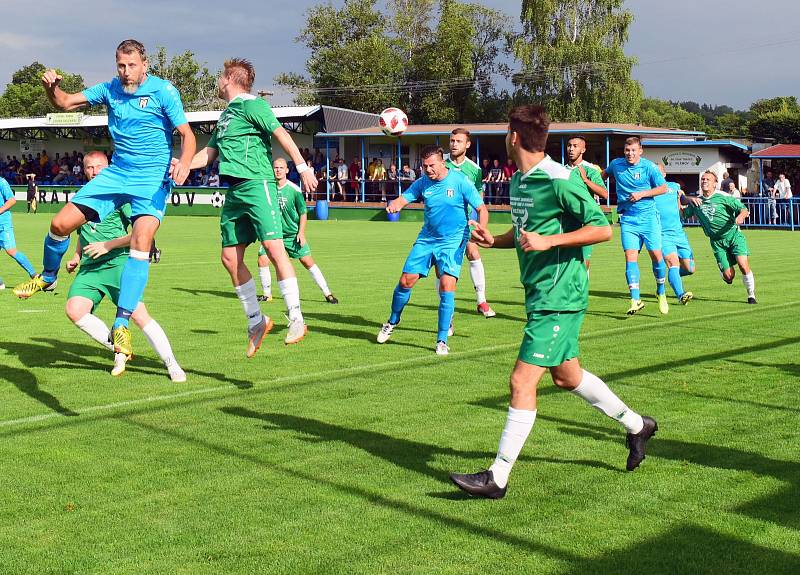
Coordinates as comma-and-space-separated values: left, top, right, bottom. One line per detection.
0, 177, 14, 228
655, 181, 683, 234
83, 75, 188, 169
402, 169, 483, 240
606, 157, 666, 217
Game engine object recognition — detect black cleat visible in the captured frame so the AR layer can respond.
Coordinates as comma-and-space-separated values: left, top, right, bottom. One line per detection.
257, 294, 272, 302
150, 248, 162, 264
449, 469, 507, 499
747, 297, 757, 305
626, 416, 658, 471
325, 294, 339, 304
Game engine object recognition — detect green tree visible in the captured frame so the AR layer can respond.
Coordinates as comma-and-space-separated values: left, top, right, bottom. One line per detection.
749, 96, 799, 118
639, 98, 706, 131
0, 61, 84, 117
707, 112, 750, 138
149, 47, 219, 111
511, 0, 642, 122
749, 110, 800, 143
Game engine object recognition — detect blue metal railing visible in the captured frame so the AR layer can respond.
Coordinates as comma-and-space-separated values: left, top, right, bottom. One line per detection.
682, 197, 797, 231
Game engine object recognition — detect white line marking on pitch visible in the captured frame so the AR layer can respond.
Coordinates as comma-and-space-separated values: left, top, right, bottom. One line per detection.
18, 309, 47, 313
1, 300, 795, 428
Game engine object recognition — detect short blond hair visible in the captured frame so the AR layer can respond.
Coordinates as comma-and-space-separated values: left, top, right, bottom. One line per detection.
223, 58, 256, 91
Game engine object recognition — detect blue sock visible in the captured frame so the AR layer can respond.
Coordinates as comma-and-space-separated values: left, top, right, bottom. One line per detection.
437, 290, 455, 343
113, 257, 150, 329
625, 262, 640, 300
389, 285, 412, 325
42, 232, 70, 282
653, 260, 667, 296
11, 251, 35, 276
680, 259, 695, 276
667, 266, 684, 297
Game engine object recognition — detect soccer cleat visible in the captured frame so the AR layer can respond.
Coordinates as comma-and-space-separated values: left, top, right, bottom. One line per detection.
449, 469, 507, 499
377, 322, 396, 344
168, 365, 187, 383
325, 294, 339, 304
285, 318, 308, 345
246, 315, 273, 358
625, 415, 658, 471
435, 341, 450, 356
151, 248, 162, 264
111, 325, 133, 356
13, 275, 53, 299
658, 294, 669, 315
111, 352, 130, 377
626, 299, 645, 315
747, 297, 757, 304
477, 302, 496, 318
257, 294, 272, 302
43, 279, 58, 292
679, 291, 694, 305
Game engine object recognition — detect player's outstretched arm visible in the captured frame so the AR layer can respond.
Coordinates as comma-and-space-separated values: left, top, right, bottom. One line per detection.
83, 234, 132, 259
520, 224, 611, 252
171, 124, 196, 186
187, 147, 218, 171
735, 207, 749, 226
273, 127, 317, 193
42, 69, 88, 111
386, 196, 409, 214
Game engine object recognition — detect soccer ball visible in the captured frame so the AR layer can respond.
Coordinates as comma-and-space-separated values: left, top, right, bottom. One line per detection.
210, 191, 224, 208
379, 107, 408, 136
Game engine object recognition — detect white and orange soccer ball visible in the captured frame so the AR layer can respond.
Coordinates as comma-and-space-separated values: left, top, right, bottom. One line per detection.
379, 107, 409, 136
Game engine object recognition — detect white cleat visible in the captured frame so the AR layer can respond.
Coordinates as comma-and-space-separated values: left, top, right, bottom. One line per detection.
168, 364, 187, 383
477, 302, 496, 318
285, 318, 308, 345
377, 322, 396, 344
0, 283, 5, 290
111, 352, 129, 377
435, 341, 450, 356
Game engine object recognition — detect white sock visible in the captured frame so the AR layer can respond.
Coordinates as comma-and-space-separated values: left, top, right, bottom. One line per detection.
742, 272, 755, 298
234, 279, 263, 328
258, 266, 272, 297
488, 407, 537, 488
75, 313, 113, 350
469, 258, 487, 305
572, 369, 644, 434
307, 264, 331, 297
141, 319, 178, 368
278, 277, 303, 322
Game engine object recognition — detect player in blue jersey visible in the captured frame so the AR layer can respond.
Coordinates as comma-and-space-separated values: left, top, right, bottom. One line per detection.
13, 40, 196, 361
602, 137, 668, 315
655, 164, 694, 304
0, 176, 37, 289
377, 146, 488, 355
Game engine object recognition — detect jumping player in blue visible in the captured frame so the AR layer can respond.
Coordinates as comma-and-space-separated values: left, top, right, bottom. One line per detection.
13, 39, 196, 360
0, 176, 37, 289
602, 136, 668, 315
655, 164, 695, 304
377, 146, 488, 355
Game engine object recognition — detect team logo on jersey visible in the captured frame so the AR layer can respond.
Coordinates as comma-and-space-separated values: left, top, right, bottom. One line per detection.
633, 171, 640, 180
700, 203, 717, 219
446, 188, 455, 198
138, 97, 149, 108
278, 196, 287, 210
511, 206, 529, 233
216, 113, 232, 138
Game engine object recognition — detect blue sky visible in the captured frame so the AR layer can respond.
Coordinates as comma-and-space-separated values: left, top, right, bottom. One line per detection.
1, 0, 797, 111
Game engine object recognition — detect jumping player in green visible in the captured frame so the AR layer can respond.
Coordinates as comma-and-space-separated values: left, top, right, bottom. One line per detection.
256, 157, 338, 304
65, 151, 185, 381
450, 105, 658, 499
681, 170, 756, 304
188, 58, 317, 358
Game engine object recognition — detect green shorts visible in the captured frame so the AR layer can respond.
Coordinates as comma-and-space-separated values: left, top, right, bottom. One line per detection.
67, 258, 126, 312
257, 238, 311, 259
518, 310, 585, 367
220, 179, 283, 247
710, 231, 750, 272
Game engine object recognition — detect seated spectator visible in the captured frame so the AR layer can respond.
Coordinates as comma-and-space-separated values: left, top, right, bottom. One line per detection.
207, 171, 220, 187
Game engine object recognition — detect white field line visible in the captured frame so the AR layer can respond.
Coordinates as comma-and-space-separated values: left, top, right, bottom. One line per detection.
1, 300, 797, 428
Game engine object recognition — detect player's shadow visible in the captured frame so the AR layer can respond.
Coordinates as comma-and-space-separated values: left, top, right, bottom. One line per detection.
588, 289, 631, 301
728, 358, 800, 377
171, 287, 236, 299
405, 302, 522, 324
0, 364, 78, 416
303, 311, 434, 335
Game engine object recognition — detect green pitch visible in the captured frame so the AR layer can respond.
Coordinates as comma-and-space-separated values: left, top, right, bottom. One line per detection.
1, 215, 798, 574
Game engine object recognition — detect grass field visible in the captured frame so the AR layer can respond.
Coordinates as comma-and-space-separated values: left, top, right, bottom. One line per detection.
1, 214, 798, 574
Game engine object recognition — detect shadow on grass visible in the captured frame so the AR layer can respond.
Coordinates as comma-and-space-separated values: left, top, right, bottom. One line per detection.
303, 310, 436, 336
406, 301, 522, 324
172, 287, 235, 299
0, 364, 77, 416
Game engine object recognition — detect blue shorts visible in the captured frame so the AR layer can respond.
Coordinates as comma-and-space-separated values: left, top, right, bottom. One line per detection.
662, 229, 693, 260
0, 226, 16, 250
619, 214, 662, 252
70, 161, 172, 223
402, 234, 468, 279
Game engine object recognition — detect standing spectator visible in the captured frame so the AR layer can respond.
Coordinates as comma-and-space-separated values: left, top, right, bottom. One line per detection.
727, 181, 741, 199
349, 158, 363, 201
335, 158, 349, 201
207, 171, 220, 187
762, 169, 775, 198
399, 163, 416, 192
720, 171, 734, 193
502, 157, 516, 180
488, 159, 504, 204
480, 158, 491, 197
775, 173, 792, 223
386, 163, 399, 198
371, 158, 387, 201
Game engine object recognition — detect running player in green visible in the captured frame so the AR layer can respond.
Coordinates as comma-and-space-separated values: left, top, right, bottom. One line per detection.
65, 151, 185, 381
450, 105, 658, 499
187, 58, 317, 357
446, 128, 496, 318
256, 158, 338, 304
564, 136, 608, 272
681, 170, 756, 304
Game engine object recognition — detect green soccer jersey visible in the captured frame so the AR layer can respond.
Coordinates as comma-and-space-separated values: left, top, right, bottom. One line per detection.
277, 180, 307, 239
208, 93, 282, 181
445, 156, 483, 194
683, 192, 746, 240
565, 160, 605, 195
510, 156, 609, 312
77, 204, 131, 268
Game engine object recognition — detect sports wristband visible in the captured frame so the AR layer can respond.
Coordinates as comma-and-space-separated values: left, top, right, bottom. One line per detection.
296, 162, 311, 175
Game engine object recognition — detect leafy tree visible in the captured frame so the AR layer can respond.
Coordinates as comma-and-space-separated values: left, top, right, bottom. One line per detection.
749, 96, 799, 118
511, 0, 642, 122
149, 47, 219, 111
706, 112, 750, 138
639, 98, 706, 131
0, 61, 84, 117
749, 110, 800, 143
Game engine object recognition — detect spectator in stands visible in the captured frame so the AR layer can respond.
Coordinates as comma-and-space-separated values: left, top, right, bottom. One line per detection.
502, 157, 516, 180
313, 148, 324, 170
720, 171, 734, 192
386, 163, 399, 198
481, 158, 491, 196
776, 173, 792, 223
488, 158, 505, 204
335, 158, 349, 201
727, 181, 741, 198
349, 158, 363, 201
207, 171, 220, 187
371, 158, 387, 202
762, 170, 775, 198
399, 163, 415, 192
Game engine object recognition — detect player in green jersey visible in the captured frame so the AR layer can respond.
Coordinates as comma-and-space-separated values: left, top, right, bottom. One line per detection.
450, 106, 658, 499
256, 158, 338, 304
65, 152, 185, 381
446, 128, 496, 318
682, 171, 756, 304
564, 136, 609, 272
187, 59, 317, 357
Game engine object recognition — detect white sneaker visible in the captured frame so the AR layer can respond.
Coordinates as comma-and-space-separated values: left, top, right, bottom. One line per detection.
285, 318, 308, 345
435, 341, 450, 356
0, 283, 5, 290
377, 322, 395, 343
168, 365, 187, 383
111, 352, 129, 377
